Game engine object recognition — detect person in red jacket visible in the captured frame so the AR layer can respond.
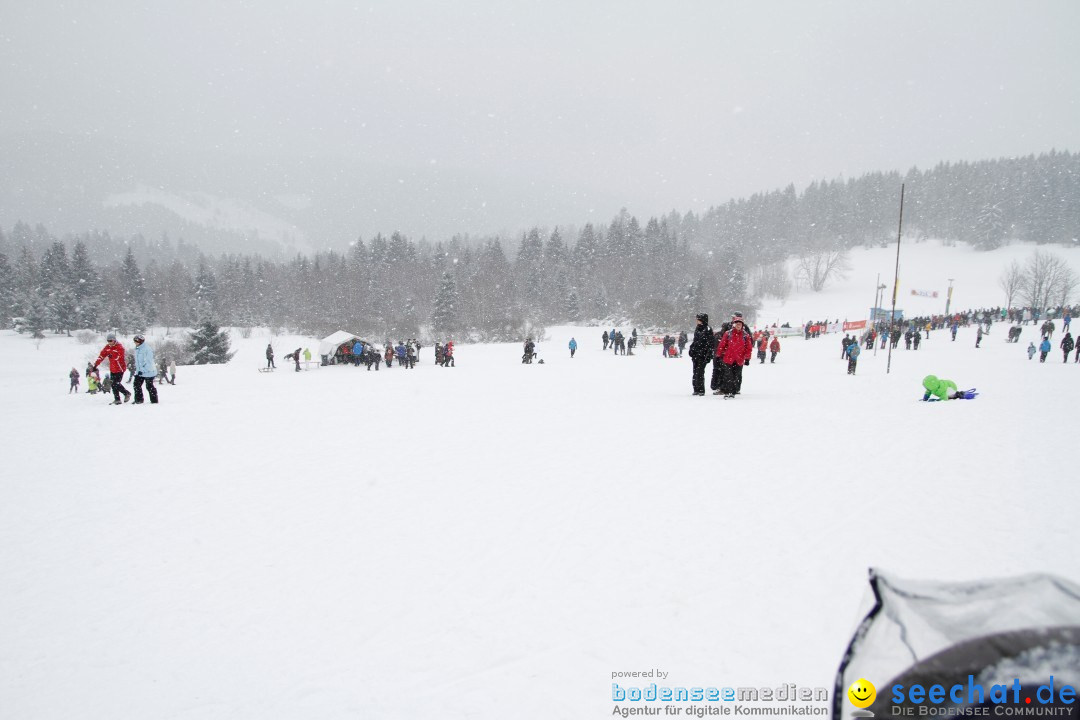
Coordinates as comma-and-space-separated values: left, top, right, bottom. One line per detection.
93, 332, 132, 405
769, 336, 781, 363
713, 316, 753, 397
756, 335, 768, 364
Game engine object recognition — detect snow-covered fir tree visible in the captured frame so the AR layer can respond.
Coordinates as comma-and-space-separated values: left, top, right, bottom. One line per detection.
0, 252, 14, 327
187, 318, 234, 365
39, 241, 77, 334
71, 241, 104, 330
432, 271, 457, 336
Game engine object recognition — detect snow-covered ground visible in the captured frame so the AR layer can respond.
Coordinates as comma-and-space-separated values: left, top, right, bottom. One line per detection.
758, 239, 1080, 327
2, 242, 1078, 720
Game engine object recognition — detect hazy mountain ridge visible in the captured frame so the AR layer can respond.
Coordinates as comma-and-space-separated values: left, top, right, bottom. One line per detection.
0, 132, 624, 255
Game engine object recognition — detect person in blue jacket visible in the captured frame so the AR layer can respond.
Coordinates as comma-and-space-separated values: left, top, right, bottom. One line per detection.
845, 339, 860, 375
569, 337, 578, 358
352, 340, 364, 366
132, 334, 159, 404
395, 341, 408, 368
1039, 337, 1051, 363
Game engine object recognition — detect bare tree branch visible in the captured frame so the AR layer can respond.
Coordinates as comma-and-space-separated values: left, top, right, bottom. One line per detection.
998, 260, 1024, 309
795, 250, 850, 292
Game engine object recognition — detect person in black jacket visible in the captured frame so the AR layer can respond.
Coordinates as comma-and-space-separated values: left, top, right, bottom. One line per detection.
688, 313, 715, 396
711, 321, 731, 393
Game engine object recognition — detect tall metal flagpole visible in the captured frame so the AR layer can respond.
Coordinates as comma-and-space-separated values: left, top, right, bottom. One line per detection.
873, 273, 881, 357
886, 184, 905, 375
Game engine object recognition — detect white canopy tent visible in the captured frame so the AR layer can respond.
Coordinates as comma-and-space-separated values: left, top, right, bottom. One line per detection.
318, 331, 366, 363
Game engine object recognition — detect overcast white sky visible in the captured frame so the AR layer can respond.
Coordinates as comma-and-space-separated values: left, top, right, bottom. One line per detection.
2, 0, 1078, 237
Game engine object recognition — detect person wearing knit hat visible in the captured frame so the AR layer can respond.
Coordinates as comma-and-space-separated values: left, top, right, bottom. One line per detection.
92, 333, 132, 405
688, 313, 715, 396
714, 316, 753, 397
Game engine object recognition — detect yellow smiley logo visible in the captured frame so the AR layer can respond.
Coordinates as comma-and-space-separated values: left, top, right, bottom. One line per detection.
848, 679, 876, 709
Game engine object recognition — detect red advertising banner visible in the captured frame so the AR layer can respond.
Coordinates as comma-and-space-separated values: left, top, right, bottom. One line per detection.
843, 320, 867, 331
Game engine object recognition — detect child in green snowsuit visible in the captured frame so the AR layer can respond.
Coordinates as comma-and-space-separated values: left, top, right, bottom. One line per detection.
922, 375, 977, 401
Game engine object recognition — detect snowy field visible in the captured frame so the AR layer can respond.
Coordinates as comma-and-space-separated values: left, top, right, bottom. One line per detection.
758, 239, 1080, 326
2, 243, 1079, 720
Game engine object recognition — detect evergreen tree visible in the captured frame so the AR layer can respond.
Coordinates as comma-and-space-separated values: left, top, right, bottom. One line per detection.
472, 239, 516, 336
23, 292, 48, 338
13, 247, 40, 321
119, 247, 151, 331
515, 228, 545, 316
0, 252, 13, 327
39, 241, 77, 333
565, 288, 581, 323
187, 318, 235, 364
714, 246, 750, 319
71, 241, 104, 330
975, 202, 1006, 250
191, 257, 219, 321
432, 271, 458, 335
541, 228, 568, 321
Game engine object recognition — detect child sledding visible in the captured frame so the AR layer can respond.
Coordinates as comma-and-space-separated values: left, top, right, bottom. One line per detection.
922, 375, 978, 401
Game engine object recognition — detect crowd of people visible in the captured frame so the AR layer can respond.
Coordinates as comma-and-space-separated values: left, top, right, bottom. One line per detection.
660, 332, 688, 358
69, 300, 1078, 404
685, 312, 783, 397
820, 302, 1080, 373
600, 328, 639, 355
319, 338, 457, 370
74, 332, 165, 405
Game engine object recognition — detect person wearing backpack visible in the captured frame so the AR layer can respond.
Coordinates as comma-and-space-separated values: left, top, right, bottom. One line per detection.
845, 339, 861, 375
